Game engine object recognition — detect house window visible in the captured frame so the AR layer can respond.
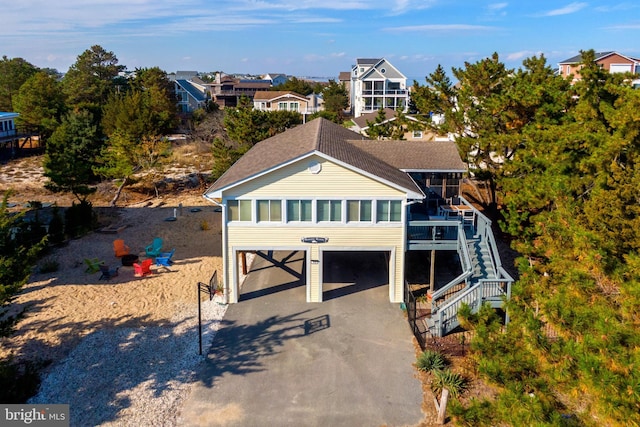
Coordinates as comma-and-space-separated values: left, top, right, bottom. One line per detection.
289, 102, 299, 111
347, 200, 372, 222
287, 200, 312, 222
376, 200, 402, 222
317, 200, 342, 222
412, 130, 423, 139
278, 102, 288, 110
228, 200, 252, 222
257, 200, 282, 222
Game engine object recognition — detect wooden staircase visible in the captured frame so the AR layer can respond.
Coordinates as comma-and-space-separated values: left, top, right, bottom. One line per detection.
424, 204, 513, 337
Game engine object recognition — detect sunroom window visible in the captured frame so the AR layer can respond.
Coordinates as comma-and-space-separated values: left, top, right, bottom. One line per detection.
257, 200, 282, 222
317, 200, 342, 222
347, 200, 372, 222
287, 200, 312, 222
228, 200, 252, 222
376, 200, 402, 222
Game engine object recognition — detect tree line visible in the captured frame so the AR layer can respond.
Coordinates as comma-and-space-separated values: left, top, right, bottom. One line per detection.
409, 50, 640, 425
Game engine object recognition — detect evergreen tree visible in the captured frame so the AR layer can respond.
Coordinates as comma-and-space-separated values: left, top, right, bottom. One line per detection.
13, 71, 66, 139
62, 45, 124, 120
0, 56, 38, 112
44, 110, 102, 201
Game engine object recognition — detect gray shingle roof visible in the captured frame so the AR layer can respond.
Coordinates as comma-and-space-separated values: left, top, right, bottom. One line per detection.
559, 51, 615, 64
206, 118, 466, 197
348, 139, 467, 172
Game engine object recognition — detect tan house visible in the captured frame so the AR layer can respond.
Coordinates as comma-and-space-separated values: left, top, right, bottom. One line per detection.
558, 51, 640, 82
204, 118, 512, 337
253, 91, 315, 113
350, 108, 439, 141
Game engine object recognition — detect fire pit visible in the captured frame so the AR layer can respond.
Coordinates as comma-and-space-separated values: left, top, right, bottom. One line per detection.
121, 254, 139, 266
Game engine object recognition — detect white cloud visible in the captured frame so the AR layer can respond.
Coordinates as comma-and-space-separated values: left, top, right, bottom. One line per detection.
384, 24, 499, 33
505, 50, 543, 61
488, 2, 508, 11
538, 2, 588, 17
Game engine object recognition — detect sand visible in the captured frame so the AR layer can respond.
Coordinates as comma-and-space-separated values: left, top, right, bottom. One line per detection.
0, 192, 231, 426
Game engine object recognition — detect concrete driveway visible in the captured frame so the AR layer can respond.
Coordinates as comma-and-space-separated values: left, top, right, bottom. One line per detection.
179, 251, 424, 427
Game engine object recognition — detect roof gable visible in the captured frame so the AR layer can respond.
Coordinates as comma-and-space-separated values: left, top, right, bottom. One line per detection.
206, 119, 419, 197
360, 59, 406, 80
253, 91, 308, 102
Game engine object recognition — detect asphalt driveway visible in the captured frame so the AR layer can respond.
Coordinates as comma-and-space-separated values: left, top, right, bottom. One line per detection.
179, 251, 424, 427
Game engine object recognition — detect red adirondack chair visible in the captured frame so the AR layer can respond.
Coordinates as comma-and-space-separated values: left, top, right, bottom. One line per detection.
133, 258, 153, 277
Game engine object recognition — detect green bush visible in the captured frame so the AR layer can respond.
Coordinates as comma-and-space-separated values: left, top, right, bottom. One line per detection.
64, 200, 96, 238
432, 369, 468, 398
47, 207, 65, 245
416, 350, 447, 372
0, 360, 42, 403
39, 259, 59, 273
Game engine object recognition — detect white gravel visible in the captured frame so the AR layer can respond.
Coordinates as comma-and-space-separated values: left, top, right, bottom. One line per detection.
28, 298, 228, 427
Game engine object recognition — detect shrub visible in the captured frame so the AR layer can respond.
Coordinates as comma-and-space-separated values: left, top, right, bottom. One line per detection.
432, 369, 468, 398
0, 360, 42, 403
47, 207, 65, 245
64, 200, 96, 238
39, 259, 59, 274
416, 350, 447, 372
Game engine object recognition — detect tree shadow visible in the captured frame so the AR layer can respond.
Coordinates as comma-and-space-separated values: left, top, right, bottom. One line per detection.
196, 309, 318, 389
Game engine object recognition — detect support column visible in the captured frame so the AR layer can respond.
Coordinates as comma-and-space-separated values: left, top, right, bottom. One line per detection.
429, 249, 436, 293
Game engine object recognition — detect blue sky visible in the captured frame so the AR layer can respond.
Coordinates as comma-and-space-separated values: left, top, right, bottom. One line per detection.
2, 1, 639, 82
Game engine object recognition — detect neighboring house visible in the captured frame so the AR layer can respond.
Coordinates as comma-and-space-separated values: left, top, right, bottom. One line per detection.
253, 91, 312, 113
558, 51, 640, 82
263, 73, 289, 87
204, 118, 512, 337
253, 91, 323, 121
173, 79, 209, 113
347, 58, 409, 118
0, 112, 18, 140
0, 112, 40, 157
210, 73, 272, 108
350, 108, 436, 141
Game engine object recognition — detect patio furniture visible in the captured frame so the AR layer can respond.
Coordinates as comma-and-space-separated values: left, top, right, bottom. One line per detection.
145, 237, 163, 257
84, 258, 102, 274
113, 239, 131, 257
99, 264, 119, 280
156, 249, 175, 268
133, 258, 153, 277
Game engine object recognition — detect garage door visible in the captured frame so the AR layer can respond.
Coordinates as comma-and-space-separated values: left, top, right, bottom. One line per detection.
321, 251, 390, 300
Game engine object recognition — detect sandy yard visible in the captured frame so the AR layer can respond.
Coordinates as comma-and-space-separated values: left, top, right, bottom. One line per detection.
0, 157, 234, 425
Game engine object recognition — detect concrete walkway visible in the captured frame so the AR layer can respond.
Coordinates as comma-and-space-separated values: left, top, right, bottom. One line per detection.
179, 251, 424, 427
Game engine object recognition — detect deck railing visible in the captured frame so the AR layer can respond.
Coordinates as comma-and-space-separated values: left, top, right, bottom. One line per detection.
431, 228, 473, 303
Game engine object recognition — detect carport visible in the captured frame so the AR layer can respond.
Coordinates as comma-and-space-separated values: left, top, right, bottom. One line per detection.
232, 248, 396, 304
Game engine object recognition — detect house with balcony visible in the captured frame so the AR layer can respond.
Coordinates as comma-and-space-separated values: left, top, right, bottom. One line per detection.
210, 73, 272, 108
558, 51, 640, 82
348, 58, 409, 118
204, 117, 512, 339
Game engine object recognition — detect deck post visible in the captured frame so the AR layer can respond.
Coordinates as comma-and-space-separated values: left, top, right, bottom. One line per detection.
429, 249, 436, 292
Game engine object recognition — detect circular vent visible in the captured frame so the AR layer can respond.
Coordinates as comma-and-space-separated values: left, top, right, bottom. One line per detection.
308, 161, 322, 174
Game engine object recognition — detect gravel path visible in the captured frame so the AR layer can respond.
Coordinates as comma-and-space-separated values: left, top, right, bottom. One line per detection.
28, 298, 227, 427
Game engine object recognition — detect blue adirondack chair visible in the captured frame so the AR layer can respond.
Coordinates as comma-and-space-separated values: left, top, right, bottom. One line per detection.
99, 264, 119, 280
155, 249, 175, 268
145, 237, 163, 257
